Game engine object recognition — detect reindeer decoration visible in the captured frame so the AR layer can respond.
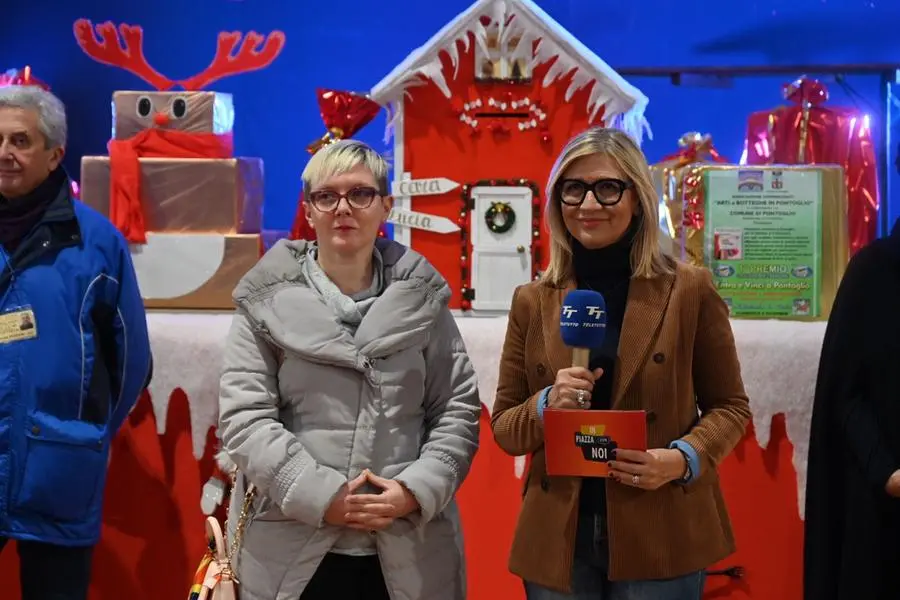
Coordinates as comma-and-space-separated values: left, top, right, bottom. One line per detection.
76, 20, 284, 309
75, 19, 284, 244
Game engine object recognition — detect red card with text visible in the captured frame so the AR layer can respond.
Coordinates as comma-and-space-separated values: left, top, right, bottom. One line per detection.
543, 409, 647, 477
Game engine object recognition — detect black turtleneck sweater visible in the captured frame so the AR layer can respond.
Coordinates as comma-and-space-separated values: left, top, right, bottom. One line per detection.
572, 221, 636, 517
0, 167, 67, 253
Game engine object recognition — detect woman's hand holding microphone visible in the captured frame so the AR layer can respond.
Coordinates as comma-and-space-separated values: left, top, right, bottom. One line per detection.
546, 366, 688, 491
547, 367, 604, 409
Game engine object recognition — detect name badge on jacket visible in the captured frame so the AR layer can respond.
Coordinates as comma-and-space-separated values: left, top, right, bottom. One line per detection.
0, 308, 38, 343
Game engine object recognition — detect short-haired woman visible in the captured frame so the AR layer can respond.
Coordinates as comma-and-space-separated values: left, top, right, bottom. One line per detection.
217, 139, 481, 600
491, 127, 751, 599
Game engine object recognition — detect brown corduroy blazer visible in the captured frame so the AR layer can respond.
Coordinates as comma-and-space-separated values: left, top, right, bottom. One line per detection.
490, 260, 751, 591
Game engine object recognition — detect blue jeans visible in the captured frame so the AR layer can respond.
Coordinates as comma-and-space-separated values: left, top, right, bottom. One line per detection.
524, 514, 705, 600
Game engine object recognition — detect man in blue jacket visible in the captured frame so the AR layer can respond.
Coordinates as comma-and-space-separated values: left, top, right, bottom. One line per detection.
0, 85, 152, 598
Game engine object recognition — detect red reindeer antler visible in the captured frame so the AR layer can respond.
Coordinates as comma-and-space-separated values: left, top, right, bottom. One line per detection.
74, 19, 175, 91
178, 30, 286, 91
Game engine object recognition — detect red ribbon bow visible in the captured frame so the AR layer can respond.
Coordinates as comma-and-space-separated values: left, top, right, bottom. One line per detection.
306, 89, 382, 154
292, 89, 383, 241
782, 76, 828, 107
660, 132, 729, 165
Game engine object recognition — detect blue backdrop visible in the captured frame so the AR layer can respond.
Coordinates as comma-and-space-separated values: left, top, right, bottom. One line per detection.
4, 0, 899, 232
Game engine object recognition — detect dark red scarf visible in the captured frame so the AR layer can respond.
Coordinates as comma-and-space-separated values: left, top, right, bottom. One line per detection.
107, 128, 233, 244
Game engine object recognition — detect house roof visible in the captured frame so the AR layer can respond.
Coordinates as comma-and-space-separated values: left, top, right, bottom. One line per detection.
370, 0, 651, 144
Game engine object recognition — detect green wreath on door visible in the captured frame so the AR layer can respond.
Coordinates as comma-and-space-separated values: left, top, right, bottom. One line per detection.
484, 201, 516, 234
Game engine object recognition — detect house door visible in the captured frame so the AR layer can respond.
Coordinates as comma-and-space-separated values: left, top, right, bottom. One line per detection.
469, 185, 534, 312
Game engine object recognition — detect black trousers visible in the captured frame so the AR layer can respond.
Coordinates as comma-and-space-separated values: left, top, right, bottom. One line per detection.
300, 552, 390, 600
0, 537, 94, 600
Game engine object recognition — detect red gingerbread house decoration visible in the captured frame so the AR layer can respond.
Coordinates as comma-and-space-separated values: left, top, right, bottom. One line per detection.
370, 0, 649, 312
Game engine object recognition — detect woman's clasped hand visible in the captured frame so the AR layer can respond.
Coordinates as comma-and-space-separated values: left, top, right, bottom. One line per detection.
324, 470, 421, 531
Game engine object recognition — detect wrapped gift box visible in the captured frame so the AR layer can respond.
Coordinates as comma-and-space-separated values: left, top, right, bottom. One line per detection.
676, 164, 849, 320
650, 133, 730, 259
111, 91, 235, 140
135, 233, 261, 310
80, 156, 263, 234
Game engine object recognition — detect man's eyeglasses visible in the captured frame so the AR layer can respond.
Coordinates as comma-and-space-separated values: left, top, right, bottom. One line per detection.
557, 178, 633, 207
307, 187, 381, 212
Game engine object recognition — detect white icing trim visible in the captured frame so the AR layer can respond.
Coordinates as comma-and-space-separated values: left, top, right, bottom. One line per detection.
146, 312, 233, 459
370, 0, 651, 144
147, 313, 821, 502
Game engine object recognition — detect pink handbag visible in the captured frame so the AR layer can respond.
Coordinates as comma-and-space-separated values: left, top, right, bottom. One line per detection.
188, 483, 256, 600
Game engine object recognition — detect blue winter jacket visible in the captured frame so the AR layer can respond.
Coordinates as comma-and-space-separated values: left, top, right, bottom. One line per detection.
0, 175, 151, 547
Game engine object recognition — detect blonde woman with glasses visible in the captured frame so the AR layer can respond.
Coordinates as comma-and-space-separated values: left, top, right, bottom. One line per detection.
216, 139, 480, 600
491, 127, 751, 600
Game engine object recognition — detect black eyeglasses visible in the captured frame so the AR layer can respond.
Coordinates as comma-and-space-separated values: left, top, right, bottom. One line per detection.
307, 187, 381, 212
557, 178, 633, 207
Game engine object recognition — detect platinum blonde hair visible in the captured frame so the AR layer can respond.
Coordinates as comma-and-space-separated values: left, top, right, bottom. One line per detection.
302, 139, 390, 197
541, 127, 672, 285
0, 85, 67, 149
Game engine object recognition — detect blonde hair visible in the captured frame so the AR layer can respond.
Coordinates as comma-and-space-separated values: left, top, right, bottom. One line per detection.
541, 127, 672, 285
302, 139, 390, 197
